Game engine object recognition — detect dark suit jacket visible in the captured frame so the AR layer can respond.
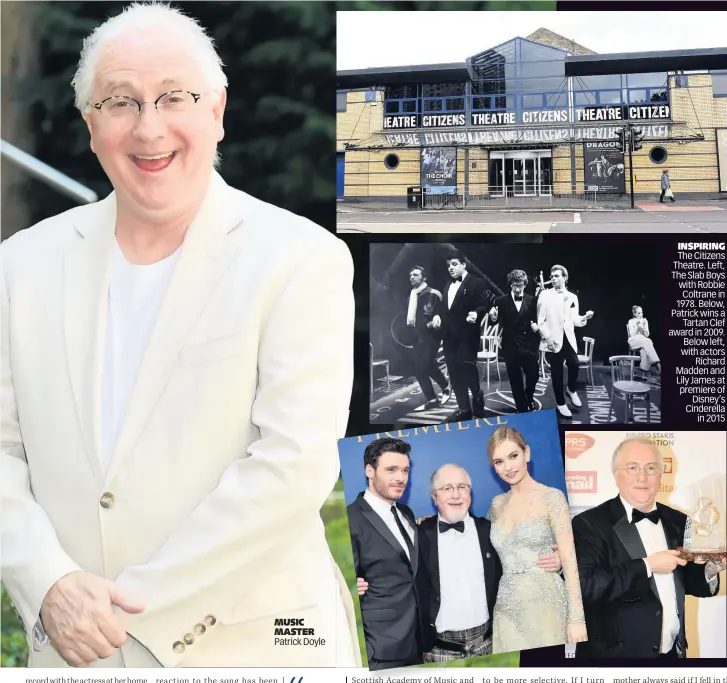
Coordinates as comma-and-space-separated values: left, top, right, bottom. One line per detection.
572, 496, 718, 659
347, 492, 421, 663
407, 286, 443, 342
439, 273, 489, 356
415, 514, 502, 652
491, 292, 539, 359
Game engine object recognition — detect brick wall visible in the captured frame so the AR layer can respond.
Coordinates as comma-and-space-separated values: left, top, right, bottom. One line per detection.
336, 90, 383, 153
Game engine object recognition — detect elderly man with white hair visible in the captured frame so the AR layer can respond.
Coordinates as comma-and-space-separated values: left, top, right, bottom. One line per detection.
572, 436, 725, 659
1, 2, 358, 669
414, 463, 562, 662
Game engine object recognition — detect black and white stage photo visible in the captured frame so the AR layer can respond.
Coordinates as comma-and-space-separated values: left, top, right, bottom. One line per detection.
369, 243, 663, 426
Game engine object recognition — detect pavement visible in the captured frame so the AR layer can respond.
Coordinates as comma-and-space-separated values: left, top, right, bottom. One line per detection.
337, 201, 727, 234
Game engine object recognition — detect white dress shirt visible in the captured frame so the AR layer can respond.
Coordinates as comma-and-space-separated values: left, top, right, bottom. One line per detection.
512, 291, 523, 313
447, 272, 467, 309
436, 513, 489, 632
620, 496, 680, 653
101, 241, 180, 471
364, 489, 415, 560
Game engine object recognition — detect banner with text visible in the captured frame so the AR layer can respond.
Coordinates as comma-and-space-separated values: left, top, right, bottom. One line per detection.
421, 147, 457, 195
583, 141, 626, 193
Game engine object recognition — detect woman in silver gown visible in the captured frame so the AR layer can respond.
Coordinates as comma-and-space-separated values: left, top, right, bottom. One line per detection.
487, 426, 587, 653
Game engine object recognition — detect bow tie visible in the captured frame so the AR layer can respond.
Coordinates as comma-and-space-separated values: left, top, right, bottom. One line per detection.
514, 295, 523, 302
439, 520, 465, 534
632, 508, 660, 525
452, 277, 463, 283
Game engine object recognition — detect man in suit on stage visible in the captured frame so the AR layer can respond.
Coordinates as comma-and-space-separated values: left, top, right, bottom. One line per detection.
536, 264, 593, 419
415, 463, 562, 661
347, 437, 422, 670
405, 266, 450, 412
1, 3, 358, 669
488, 269, 540, 414
431, 254, 489, 422
572, 437, 725, 659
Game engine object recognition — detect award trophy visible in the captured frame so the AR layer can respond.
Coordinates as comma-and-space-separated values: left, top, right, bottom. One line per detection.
677, 475, 726, 563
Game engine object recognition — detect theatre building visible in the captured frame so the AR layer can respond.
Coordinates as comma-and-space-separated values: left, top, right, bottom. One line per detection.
336, 29, 727, 202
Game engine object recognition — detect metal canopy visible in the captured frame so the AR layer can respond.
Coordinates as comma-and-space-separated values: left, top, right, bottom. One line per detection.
566, 47, 727, 76
337, 63, 468, 89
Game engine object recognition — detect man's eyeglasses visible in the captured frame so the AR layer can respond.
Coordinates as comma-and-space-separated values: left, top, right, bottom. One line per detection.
91, 89, 208, 118
620, 463, 662, 477
436, 484, 471, 494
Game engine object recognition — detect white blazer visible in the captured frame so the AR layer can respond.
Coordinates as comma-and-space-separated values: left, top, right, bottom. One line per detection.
1, 172, 361, 668
536, 287, 588, 354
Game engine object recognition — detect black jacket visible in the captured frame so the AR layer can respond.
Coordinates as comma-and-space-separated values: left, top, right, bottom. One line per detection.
491, 292, 539, 358
572, 496, 718, 659
347, 492, 421, 663
415, 514, 502, 652
439, 273, 490, 355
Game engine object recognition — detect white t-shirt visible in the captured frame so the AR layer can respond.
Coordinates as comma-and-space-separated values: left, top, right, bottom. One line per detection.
101, 240, 181, 471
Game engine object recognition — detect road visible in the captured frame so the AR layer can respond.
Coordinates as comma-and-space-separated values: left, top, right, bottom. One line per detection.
336, 208, 727, 234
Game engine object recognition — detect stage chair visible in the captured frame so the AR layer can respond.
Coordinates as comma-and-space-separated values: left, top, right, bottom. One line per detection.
578, 337, 596, 387
608, 355, 651, 424
477, 327, 501, 389
626, 323, 650, 381
370, 342, 391, 396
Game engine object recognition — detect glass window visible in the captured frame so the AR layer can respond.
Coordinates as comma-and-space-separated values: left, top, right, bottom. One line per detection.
445, 97, 465, 111
385, 84, 417, 100
598, 90, 622, 104
472, 96, 491, 110
627, 72, 667, 88
522, 94, 544, 108
365, 90, 376, 103
402, 99, 417, 113
575, 92, 597, 106
543, 92, 568, 107
384, 100, 399, 114
576, 74, 622, 91
423, 99, 443, 112
384, 153, 400, 170
422, 82, 465, 97
629, 89, 648, 104
649, 88, 668, 102
337, 91, 347, 112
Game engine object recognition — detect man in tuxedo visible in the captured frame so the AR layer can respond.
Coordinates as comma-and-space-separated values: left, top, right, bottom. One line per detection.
347, 438, 422, 670
488, 269, 540, 414
536, 264, 593, 419
431, 254, 489, 422
1, 3, 358, 669
572, 437, 725, 659
416, 464, 562, 661
405, 266, 450, 412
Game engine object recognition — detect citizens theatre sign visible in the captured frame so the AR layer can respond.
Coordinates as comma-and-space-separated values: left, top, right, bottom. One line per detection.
577, 104, 671, 122
383, 104, 671, 129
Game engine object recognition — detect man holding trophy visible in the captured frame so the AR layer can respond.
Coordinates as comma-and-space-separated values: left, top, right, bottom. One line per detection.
572, 437, 725, 659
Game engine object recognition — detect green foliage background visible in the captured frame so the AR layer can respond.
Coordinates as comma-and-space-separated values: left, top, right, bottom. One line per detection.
4, 0, 552, 234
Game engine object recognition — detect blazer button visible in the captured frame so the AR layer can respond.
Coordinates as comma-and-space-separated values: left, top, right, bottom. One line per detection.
100, 492, 115, 509
655, 610, 661, 617
204, 614, 217, 627
652, 645, 659, 652
183, 633, 195, 645
193, 623, 207, 635
172, 641, 186, 654
486, 552, 491, 559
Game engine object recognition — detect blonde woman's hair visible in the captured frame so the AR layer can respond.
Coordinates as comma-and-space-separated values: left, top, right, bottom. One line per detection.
487, 426, 529, 464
